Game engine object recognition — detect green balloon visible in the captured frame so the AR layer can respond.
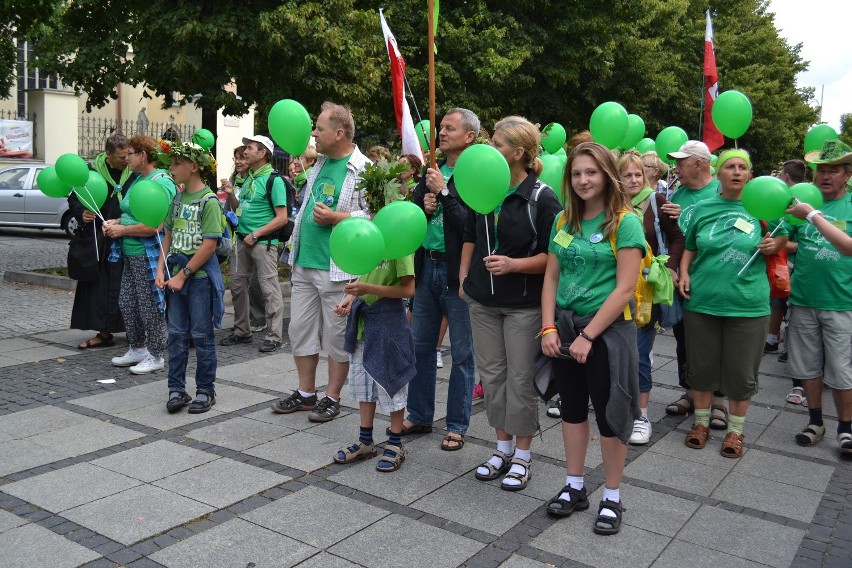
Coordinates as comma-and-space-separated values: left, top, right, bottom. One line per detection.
589, 101, 629, 149
710, 166, 716, 175
268, 99, 312, 156
541, 123, 567, 154
36, 167, 72, 198
803, 124, 838, 153
655, 127, 688, 164
636, 138, 656, 155
742, 176, 792, 220
712, 90, 753, 139
539, 154, 564, 203
55, 153, 90, 187
618, 114, 646, 150
75, 171, 109, 213
414, 120, 431, 152
373, 201, 427, 259
453, 144, 511, 214
786, 182, 824, 226
191, 128, 215, 150
710, 154, 718, 166
128, 180, 171, 228
329, 217, 385, 275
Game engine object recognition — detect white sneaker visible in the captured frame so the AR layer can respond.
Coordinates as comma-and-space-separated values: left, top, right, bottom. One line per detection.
129, 354, 165, 375
251, 323, 267, 333
436, 349, 444, 368
628, 417, 652, 445
112, 349, 148, 367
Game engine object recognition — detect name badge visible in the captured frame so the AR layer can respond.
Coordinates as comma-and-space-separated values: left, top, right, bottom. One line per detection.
173, 218, 187, 230
553, 230, 573, 248
734, 218, 754, 233
830, 219, 847, 231
322, 183, 336, 196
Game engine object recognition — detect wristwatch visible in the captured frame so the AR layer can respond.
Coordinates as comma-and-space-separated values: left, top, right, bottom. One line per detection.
440, 187, 449, 197
182, 267, 193, 277
806, 209, 823, 225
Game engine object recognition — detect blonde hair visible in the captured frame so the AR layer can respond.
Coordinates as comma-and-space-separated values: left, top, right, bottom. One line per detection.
616, 151, 649, 188
493, 115, 543, 175
320, 101, 355, 140
559, 142, 631, 239
300, 145, 318, 166
641, 151, 669, 178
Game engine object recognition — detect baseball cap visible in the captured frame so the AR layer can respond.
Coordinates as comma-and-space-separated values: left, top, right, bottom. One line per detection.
667, 140, 712, 161
242, 135, 274, 154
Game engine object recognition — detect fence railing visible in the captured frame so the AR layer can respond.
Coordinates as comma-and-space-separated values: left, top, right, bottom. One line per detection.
0, 109, 38, 159
78, 117, 198, 158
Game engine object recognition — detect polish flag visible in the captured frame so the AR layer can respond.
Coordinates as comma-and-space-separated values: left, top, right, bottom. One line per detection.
380, 10, 424, 164
703, 10, 724, 151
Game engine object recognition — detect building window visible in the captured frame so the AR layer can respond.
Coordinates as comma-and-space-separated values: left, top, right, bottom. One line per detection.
15, 39, 66, 118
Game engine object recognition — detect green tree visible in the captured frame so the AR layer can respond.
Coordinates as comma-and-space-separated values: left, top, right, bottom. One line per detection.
0, 0, 61, 101
840, 113, 852, 147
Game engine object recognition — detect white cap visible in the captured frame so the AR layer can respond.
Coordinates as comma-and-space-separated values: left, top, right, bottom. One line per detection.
242, 135, 274, 154
667, 140, 712, 161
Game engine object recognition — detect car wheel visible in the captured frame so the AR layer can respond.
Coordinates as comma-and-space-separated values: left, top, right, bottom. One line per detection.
62, 212, 79, 238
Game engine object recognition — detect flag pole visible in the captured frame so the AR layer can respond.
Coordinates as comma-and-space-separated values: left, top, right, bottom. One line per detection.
427, 0, 437, 169
699, 75, 705, 141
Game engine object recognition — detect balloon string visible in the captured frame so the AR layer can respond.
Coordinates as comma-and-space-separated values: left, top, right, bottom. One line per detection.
81, 185, 106, 223
737, 221, 783, 277
154, 230, 169, 281
92, 222, 99, 262
340, 277, 359, 305
73, 187, 106, 223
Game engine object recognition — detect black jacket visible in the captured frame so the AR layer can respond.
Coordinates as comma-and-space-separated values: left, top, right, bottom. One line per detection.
462, 172, 561, 308
412, 159, 470, 290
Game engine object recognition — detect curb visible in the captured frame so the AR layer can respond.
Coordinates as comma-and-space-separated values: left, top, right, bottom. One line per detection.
3, 270, 77, 291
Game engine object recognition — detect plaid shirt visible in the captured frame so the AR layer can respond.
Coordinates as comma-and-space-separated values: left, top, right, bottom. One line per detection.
108, 233, 167, 313
286, 145, 371, 282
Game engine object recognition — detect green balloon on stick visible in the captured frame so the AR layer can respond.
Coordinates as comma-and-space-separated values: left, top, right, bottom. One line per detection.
129, 180, 172, 228
589, 102, 629, 149
36, 167, 72, 198
742, 176, 792, 220
785, 183, 824, 226
712, 90, 753, 139
76, 171, 109, 213
191, 128, 215, 150
268, 99, 312, 156
803, 124, 838, 153
636, 138, 656, 155
414, 120, 431, 152
372, 201, 427, 259
453, 144, 511, 214
619, 114, 646, 150
539, 154, 564, 203
541, 123, 567, 154
55, 153, 90, 187
329, 217, 385, 275
655, 127, 688, 164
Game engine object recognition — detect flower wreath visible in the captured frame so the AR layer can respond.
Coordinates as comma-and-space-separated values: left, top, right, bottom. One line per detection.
156, 139, 218, 187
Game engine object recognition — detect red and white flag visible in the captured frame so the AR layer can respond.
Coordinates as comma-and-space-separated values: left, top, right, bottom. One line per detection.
380, 10, 424, 164
703, 10, 724, 151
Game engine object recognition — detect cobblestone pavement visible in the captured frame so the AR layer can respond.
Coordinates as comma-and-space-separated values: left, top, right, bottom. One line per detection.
0, 230, 850, 567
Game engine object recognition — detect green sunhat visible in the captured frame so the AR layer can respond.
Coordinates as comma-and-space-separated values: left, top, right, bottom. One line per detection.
804, 139, 852, 166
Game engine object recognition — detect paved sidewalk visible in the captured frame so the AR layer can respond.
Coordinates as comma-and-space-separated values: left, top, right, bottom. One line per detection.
0, 315, 850, 567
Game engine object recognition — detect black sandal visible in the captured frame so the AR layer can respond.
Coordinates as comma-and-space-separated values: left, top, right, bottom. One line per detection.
593, 499, 625, 535
475, 451, 513, 481
79, 332, 115, 350
546, 485, 589, 517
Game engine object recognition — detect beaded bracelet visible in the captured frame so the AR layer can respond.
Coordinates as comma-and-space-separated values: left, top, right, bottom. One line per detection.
579, 330, 595, 342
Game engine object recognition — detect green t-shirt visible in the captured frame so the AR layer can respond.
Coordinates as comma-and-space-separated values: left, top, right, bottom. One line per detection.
120, 170, 177, 256
236, 169, 287, 241
422, 163, 454, 252
165, 188, 223, 278
670, 178, 720, 234
683, 195, 787, 317
549, 211, 646, 316
788, 195, 852, 310
356, 254, 416, 339
296, 154, 351, 270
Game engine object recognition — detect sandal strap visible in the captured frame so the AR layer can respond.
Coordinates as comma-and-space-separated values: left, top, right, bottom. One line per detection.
502, 457, 530, 480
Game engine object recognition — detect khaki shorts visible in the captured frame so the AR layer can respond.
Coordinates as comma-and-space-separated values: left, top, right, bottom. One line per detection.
288, 264, 348, 362
787, 305, 852, 390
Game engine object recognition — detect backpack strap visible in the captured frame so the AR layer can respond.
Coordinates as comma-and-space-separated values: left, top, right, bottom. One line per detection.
526, 182, 545, 257
608, 211, 633, 321
648, 194, 668, 255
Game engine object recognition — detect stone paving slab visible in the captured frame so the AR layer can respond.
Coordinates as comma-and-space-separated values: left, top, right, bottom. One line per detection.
327, 513, 485, 568
677, 505, 804, 567
290, 552, 359, 568
0, 338, 44, 352
242, 486, 389, 549
710, 471, 823, 523
0, 355, 21, 368
5, 345, 79, 363
624, 448, 729, 497
0, 405, 89, 438
62, 484, 215, 545
116, 402, 226, 430
587, 484, 700, 538
25, 416, 144, 456
2, 463, 141, 513
67, 385, 162, 415
0, 438, 71, 476
186, 415, 295, 451
643, 429, 740, 469
244, 431, 348, 472
652, 540, 773, 568
150, 518, 316, 568
499, 554, 553, 568
33, 329, 111, 348
733, 447, 835, 492
152, 457, 290, 509
90, 440, 220, 482
0, 523, 101, 567
0, 509, 27, 533
328, 457, 456, 506
403, 431, 493, 475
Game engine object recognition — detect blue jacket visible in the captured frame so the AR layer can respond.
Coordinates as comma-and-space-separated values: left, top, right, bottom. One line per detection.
168, 252, 225, 329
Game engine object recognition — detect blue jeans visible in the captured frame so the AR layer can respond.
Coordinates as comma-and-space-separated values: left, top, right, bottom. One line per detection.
407, 256, 475, 435
167, 277, 216, 395
637, 323, 656, 394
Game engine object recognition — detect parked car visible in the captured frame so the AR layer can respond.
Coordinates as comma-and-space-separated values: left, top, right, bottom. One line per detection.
0, 163, 77, 237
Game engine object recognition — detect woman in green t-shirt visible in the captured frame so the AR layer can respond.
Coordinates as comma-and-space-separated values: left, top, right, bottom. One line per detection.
540, 142, 645, 535
678, 149, 788, 458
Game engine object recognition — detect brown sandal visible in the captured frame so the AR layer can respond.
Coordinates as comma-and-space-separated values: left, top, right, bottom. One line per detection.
685, 423, 709, 449
440, 434, 465, 451
720, 432, 744, 458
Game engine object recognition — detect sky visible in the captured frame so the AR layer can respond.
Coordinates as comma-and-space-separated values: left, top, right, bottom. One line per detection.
767, 0, 851, 131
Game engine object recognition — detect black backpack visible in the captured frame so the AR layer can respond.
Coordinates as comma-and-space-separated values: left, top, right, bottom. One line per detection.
264, 171, 297, 243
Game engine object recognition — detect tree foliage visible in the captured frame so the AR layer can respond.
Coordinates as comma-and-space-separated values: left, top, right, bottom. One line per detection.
840, 113, 852, 148
5, 0, 817, 171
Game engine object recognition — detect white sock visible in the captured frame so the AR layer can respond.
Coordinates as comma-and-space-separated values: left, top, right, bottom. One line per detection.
766, 333, 779, 345
477, 442, 514, 477
497, 439, 513, 455
514, 448, 531, 462
640, 407, 648, 419
325, 395, 339, 403
600, 486, 621, 518
559, 475, 584, 501
298, 389, 314, 398
132, 347, 148, 355
502, 449, 531, 486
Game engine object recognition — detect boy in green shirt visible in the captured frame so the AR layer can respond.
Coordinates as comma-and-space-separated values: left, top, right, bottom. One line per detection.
155, 141, 225, 414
